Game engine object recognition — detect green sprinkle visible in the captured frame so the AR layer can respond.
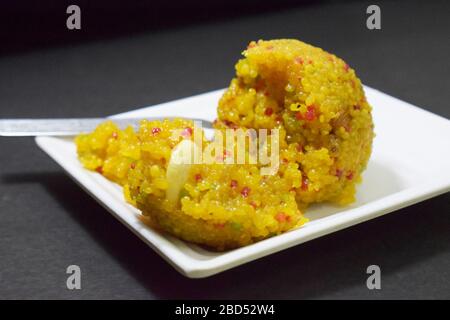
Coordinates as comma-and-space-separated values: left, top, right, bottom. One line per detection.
230, 222, 242, 231
178, 188, 190, 200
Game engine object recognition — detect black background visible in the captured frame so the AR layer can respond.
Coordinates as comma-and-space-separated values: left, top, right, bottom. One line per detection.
0, 0, 449, 299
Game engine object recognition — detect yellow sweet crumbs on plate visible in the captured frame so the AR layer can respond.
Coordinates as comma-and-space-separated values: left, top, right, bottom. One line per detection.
75, 39, 374, 250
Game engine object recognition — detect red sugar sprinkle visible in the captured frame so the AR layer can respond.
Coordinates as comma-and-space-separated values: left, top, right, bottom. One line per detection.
295, 57, 304, 64
230, 180, 238, 189
346, 171, 354, 180
301, 177, 309, 191
151, 127, 161, 135
305, 106, 317, 121
195, 174, 202, 182
241, 187, 250, 197
265, 107, 274, 116
181, 127, 193, 137
296, 106, 317, 121
275, 212, 287, 223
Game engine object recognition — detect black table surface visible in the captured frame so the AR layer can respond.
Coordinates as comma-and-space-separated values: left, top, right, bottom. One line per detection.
0, 0, 449, 299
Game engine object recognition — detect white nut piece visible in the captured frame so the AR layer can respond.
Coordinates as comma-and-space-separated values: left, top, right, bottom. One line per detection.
166, 139, 200, 203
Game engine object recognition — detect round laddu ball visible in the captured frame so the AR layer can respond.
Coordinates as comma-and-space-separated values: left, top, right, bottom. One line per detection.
216, 39, 374, 205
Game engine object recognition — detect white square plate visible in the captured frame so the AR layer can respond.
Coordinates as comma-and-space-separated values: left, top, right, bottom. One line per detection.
36, 86, 450, 278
